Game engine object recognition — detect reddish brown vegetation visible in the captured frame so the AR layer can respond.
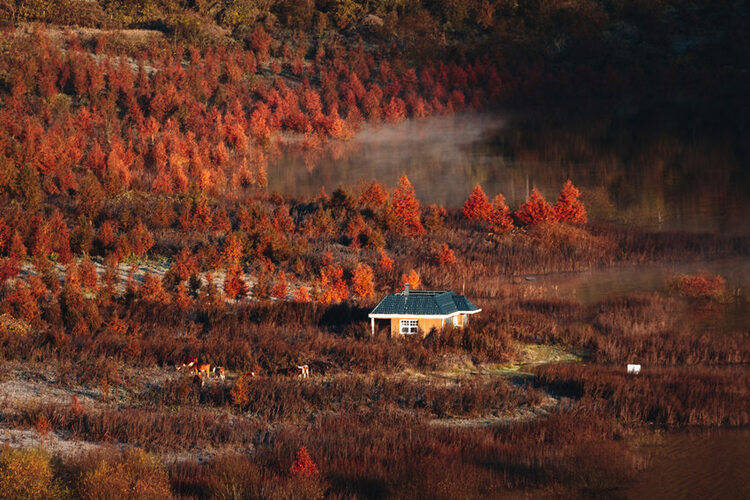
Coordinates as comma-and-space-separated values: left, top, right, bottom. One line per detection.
0, 6, 745, 499
533, 363, 748, 427
670, 271, 727, 299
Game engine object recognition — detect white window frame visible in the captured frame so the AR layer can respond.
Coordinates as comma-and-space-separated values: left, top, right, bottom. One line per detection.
452, 315, 461, 327
399, 319, 419, 335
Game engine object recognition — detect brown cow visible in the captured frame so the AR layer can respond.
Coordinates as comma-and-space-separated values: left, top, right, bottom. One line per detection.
193, 363, 211, 378
177, 357, 198, 372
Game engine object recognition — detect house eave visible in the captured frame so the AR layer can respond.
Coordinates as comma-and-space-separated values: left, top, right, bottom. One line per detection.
368, 309, 481, 319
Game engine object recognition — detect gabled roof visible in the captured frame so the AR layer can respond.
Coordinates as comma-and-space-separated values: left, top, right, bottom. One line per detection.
369, 289, 481, 318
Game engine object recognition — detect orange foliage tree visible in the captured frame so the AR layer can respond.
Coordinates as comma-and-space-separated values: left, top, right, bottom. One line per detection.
223, 266, 248, 300
293, 286, 311, 302
400, 269, 420, 290
378, 249, 394, 270
222, 233, 245, 268
392, 175, 424, 234
462, 185, 492, 223
271, 272, 289, 300
358, 181, 388, 211
436, 244, 457, 265
554, 180, 587, 224
128, 220, 154, 257
351, 263, 375, 299
140, 272, 170, 305
488, 194, 514, 232
424, 204, 447, 232
318, 254, 348, 304
515, 189, 556, 225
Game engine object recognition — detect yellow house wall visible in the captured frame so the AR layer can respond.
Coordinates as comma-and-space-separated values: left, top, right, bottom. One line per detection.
419, 317, 444, 335
389, 317, 447, 337
389, 318, 400, 336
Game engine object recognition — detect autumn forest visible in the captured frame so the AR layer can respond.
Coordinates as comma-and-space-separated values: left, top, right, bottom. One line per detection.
0, 1, 747, 498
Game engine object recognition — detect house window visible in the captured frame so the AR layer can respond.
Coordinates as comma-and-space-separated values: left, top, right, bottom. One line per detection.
453, 315, 461, 327
399, 319, 419, 335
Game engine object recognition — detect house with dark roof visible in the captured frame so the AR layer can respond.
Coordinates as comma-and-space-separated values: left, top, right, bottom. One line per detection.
368, 285, 481, 336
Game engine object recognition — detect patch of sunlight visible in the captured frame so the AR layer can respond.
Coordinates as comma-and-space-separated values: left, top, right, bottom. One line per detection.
518, 343, 582, 365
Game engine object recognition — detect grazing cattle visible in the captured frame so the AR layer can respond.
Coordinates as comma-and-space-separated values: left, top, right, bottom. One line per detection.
193, 363, 211, 378
297, 364, 309, 379
212, 366, 226, 380
177, 357, 198, 371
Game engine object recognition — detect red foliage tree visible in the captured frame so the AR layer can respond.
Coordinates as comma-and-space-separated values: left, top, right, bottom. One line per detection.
173, 248, 199, 282
0, 257, 20, 282
271, 272, 289, 300
9, 232, 27, 260
359, 181, 388, 211
488, 194, 514, 233
515, 189, 556, 225
173, 282, 193, 311
79, 258, 99, 290
250, 27, 272, 63
222, 233, 245, 268
128, 220, 154, 257
290, 447, 318, 478
32, 222, 53, 260
140, 272, 170, 305
98, 220, 119, 249
554, 180, 587, 224
49, 210, 73, 263
223, 265, 249, 300
383, 97, 406, 122
462, 184, 492, 223
392, 175, 424, 235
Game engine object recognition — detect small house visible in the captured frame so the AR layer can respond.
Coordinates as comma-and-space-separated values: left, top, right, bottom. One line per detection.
368, 285, 481, 337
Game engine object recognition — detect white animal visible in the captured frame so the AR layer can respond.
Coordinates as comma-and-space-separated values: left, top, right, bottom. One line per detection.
627, 364, 641, 374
